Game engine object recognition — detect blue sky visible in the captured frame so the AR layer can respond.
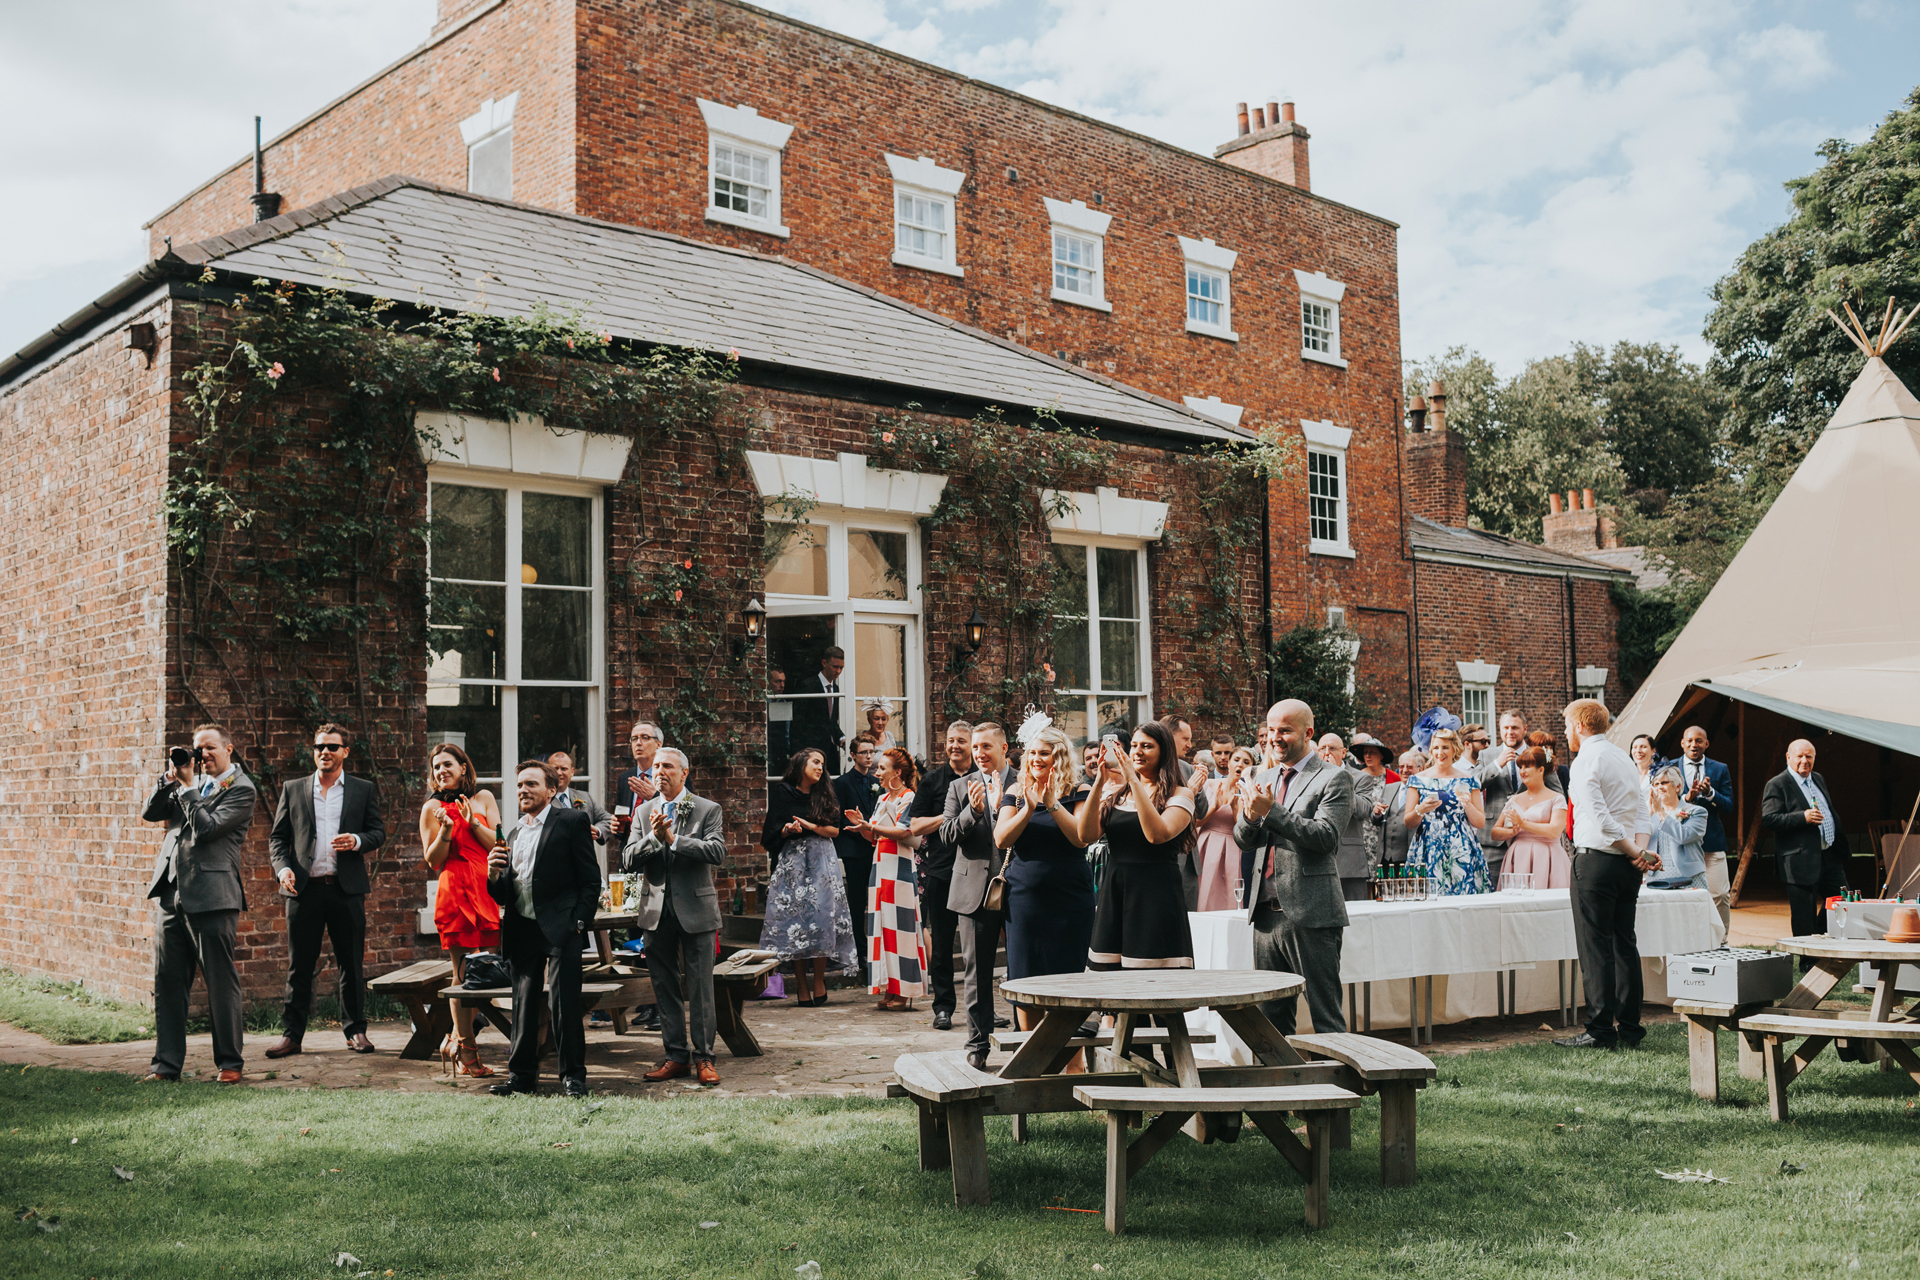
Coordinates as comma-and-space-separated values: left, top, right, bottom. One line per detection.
3, 0, 1916, 371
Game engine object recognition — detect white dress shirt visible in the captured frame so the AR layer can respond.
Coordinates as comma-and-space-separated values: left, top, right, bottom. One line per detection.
311, 773, 356, 877
510, 804, 550, 919
1568, 733, 1652, 854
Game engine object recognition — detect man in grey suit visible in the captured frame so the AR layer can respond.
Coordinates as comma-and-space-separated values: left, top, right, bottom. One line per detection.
624, 748, 728, 1085
1371, 750, 1421, 870
941, 722, 1016, 1069
143, 723, 258, 1084
1234, 700, 1354, 1035
264, 723, 387, 1059
1478, 712, 1562, 886
1323, 734, 1381, 902
546, 750, 614, 877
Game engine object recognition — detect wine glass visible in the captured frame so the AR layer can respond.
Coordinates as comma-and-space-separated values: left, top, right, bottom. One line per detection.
1232, 878, 1245, 908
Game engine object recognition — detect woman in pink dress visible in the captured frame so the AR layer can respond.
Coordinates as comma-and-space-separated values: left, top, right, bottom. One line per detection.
1490, 745, 1571, 889
1192, 747, 1255, 911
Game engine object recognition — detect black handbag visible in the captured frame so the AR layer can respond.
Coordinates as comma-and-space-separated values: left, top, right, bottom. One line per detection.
461, 952, 511, 989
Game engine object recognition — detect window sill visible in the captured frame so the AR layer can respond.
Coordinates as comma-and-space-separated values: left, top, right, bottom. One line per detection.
1185, 319, 1239, 342
707, 207, 791, 239
890, 250, 964, 278
1301, 348, 1349, 370
1309, 540, 1356, 559
1051, 287, 1113, 313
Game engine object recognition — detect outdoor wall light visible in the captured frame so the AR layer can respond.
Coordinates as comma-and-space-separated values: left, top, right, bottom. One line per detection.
950, 607, 987, 674
733, 597, 766, 661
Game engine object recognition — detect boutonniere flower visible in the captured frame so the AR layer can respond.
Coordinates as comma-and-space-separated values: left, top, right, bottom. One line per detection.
218, 775, 236, 790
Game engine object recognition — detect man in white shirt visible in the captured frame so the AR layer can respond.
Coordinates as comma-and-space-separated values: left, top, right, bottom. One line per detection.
1554, 699, 1660, 1051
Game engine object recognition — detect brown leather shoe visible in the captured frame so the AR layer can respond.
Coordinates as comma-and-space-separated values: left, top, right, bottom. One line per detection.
696, 1061, 720, 1085
215, 1068, 244, 1085
264, 1037, 302, 1059
346, 1033, 375, 1054
139, 1071, 180, 1082
642, 1060, 691, 1082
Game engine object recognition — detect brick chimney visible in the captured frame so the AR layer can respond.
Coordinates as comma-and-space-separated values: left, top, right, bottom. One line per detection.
1542, 488, 1620, 552
1214, 98, 1311, 191
1404, 379, 1469, 527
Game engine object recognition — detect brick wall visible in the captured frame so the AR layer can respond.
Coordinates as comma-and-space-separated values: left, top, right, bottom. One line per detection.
0, 301, 174, 1005
1404, 429, 1469, 528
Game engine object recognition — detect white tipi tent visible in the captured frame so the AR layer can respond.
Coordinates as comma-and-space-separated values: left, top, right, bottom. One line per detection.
1614, 305, 1920, 756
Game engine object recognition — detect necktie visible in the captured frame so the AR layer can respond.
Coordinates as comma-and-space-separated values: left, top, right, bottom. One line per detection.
556, 792, 572, 809
825, 681, 838, 723
1265, 767, 1297, 878
1509, 761, 1519, 792
200, 778, 215, 798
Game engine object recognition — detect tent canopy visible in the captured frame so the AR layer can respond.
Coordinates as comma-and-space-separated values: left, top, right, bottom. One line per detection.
1614, 355, 1920, 754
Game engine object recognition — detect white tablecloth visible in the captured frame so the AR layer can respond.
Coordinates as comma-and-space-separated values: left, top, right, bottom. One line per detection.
1186, 887, 1723, 1056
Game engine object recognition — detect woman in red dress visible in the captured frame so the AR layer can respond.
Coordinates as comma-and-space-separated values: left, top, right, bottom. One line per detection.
418, 744, 503, 1077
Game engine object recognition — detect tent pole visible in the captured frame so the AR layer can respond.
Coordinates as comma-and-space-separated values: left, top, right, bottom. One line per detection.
1728, 797, 1763, 909
1881, 788, 1920, 898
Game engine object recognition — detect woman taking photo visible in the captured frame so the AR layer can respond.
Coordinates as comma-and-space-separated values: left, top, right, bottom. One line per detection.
1085, 722, 1202, 971
1403, 727, 1488, 895
993, 726, 1098, 1014
1489, 745, 1570, 888
760, 748, 858, 1006
1190, 746, 1255, 911
842, 748, 925, 1011
419, 743, 502, 1077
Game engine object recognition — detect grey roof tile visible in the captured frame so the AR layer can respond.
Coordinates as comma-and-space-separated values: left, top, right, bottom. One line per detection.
1408, 515, 1631, 578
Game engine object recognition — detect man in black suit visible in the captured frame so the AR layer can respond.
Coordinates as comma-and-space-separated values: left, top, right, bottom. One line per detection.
264, 723, 387, 1059
908, 721, 975, 1031
1760, 739, 1851, 960
144, 723, 258, 1084
487, 760, 602, 1096
790, 647, 847, 773
833, 735, 884, 986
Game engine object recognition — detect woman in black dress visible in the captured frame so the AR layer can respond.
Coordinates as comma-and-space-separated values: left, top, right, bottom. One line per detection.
1084, 721, 1203, 971
759, 749, 857, 1006
992, 724, 1098, 1028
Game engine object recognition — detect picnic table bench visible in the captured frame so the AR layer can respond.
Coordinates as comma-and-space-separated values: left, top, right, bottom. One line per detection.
1671, 1000, 1767, 1101
1287, 1032, 1437, 1186
438, 982, 622, 1058
712, 950, 781, 1058
368, 959, 457, 1060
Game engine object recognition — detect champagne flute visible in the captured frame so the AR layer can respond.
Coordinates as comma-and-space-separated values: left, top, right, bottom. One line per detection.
1233, 877, 1245, 908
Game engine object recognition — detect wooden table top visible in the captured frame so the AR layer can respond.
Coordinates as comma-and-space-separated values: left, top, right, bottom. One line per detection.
1776, 936, 1920, 962
592, 910, 641, 928
1001, 969, 1303, 1011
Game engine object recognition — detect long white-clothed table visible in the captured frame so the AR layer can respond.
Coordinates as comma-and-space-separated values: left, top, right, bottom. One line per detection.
1187, 887, 1723, 1061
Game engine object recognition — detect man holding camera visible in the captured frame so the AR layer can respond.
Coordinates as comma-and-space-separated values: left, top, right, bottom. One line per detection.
265, 724, 386, 1059
143, 724, 258, 1083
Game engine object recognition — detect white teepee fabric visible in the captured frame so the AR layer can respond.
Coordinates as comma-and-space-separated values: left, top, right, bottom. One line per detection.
1613, 356, 1920, 754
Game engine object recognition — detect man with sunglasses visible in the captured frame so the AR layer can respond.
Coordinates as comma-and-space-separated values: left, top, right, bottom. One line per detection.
265, 723, 387, 1058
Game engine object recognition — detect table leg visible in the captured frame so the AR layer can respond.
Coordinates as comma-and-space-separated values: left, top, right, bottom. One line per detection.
1762, 1036, 1790, 1122
1686, 1017, 1720, 1101
1868, 977, 1900, 1024
1737, 1027, 1764, 1081
1424, 976, 1434, 1046
1161, 1013, 1211, 1143
400, 997, 452, 1061
1777, 958, 1849, 1010
1303, 1110, 1334, 1229
715, 984, 764, 1058
947, 1101, 991, 1206
1881, 1038, 1920, 1084
1379, 1083, 1416, 1187
998, 1006, 1089, 1079
1363, 982, 1372, 1032
1104, 1111, 1131, 1236
1407, 979, 1418, 1047
918, 1102, 950, 1171
594, 928, 614, 966
1330, 1106, 1352, 1151
1215, 1003, 1306, 1066
1011, 1112, 1029, 1144
1111, 1012, 1138, 1063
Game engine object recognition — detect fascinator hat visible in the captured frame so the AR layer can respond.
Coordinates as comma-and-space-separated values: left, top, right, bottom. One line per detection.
1410, 706, 1461, 751
1016, 706, 1053, 753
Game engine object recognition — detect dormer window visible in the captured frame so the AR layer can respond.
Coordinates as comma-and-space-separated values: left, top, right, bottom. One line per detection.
1045, 198, 1113, 312
1295, 268, 1348, 368
700, 99, 795, 238
886, 154, 966, 277
460, 93, 519, 199
1179, 236, 1238, 341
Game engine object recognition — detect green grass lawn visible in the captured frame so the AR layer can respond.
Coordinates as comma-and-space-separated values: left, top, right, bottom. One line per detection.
0, 968, 411, 1044
3, 1024, 1918, 1279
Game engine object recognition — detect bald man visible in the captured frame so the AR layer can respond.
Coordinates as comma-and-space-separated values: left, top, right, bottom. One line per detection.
1760, 739, 1851, 958
1234, 699, 1355, 1034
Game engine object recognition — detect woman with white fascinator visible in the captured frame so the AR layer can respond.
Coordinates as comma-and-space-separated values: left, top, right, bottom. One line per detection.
993, 713, 1099, 1030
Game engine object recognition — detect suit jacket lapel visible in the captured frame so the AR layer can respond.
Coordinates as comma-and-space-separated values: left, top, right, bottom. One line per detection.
293, 775, 316, 858
1282, 755, 1322, 814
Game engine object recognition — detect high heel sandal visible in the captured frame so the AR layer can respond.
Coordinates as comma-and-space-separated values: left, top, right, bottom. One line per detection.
454, 1042, 494, 1078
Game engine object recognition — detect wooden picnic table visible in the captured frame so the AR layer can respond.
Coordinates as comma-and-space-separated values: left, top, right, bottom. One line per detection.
1740, 936, 1920, 1121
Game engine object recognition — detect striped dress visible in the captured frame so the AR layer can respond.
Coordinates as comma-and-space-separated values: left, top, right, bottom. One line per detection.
866, 789, 927, 997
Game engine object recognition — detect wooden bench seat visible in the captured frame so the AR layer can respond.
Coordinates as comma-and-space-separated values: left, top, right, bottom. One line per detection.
367, 960, 455, 1060
1288, 1032, 1437, 1187
1073, 1084, 1361, 1233
438, 983, 623, 1058
712, 951, 782, 1057
1671, 1000, 1766, 1101
1737, 1013, 1920, 1121
990, 1027, 1216, 1052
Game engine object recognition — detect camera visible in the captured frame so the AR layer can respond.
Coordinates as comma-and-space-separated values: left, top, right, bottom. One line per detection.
169, 745, 206, 770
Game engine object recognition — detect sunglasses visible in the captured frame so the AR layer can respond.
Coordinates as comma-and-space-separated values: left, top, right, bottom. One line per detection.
313, 743, 346, 753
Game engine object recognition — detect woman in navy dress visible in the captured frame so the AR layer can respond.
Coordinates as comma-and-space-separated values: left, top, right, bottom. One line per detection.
993, 724, 1097, 1011
1084, 721, 1202, 971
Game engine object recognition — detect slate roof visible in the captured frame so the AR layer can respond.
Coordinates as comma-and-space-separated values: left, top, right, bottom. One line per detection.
172, 176, 1250, 445
1408, 515, 1630, 580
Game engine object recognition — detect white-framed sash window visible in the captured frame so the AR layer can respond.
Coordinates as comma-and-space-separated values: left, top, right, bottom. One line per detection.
700, 99, 794, 238
460, 93, 518, 200
1295, 268, 1348, 369
1178, 236, 1238, 341
1046, 197, 1114, 312
1302, 419, 1353, 558
886, 153, 966, 277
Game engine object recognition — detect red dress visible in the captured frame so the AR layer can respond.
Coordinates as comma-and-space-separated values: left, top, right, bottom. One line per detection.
434, 801, 501, 950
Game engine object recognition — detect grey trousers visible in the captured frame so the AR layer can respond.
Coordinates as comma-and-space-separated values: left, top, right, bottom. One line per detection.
957, 907, 1005, 1054
152, 893, 244, 1076
1250, 904, 1346, 1035
646, 902, 718, 1064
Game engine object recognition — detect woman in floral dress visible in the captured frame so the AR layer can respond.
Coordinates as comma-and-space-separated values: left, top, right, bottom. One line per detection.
1401, 727, 1489, 895
843, 748, 926, 1010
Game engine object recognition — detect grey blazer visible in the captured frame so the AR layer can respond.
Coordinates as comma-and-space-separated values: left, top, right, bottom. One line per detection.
1335, 769, 1382, 879
1372, 777, 1415, 865
623, 789, 727, 934
1232, 753, 1353, 930
145, 767, 260, 914
267, 772, 386, 896
941, 763, 1015, 916
554, 786, 613, 845
1477, 751, 1564, 852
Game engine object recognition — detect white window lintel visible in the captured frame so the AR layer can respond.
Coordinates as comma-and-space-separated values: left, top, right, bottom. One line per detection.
459, 92, 519, 146
415, 410, 631, 484
1044, 197, 1113, 237
697, 98, 794, 150
1042, 486, 1169, 540
1293, 267, 1347, 303
746, 450, 948, 517
1301, 418, 1352, 450
1178, 235, 1238, 272
1457, 660, 1502, 685
1183, 396, 1244, 427
885, 153, 965, 196
1576, 665, 1609, 688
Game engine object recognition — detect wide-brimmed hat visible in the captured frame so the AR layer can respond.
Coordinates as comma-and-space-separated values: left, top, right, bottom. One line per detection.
1349, 732, 1396, 763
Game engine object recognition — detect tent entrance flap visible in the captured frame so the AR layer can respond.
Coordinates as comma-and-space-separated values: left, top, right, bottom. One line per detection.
1692, 681, 1920, 757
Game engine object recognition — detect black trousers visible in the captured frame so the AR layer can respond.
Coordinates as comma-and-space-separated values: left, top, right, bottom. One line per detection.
1571, 850, 1644, 1044
839, 851, 872, 988
1785, 856, 1851, 970
957, 907, 1005, 1054
919, 872, 958, 1017
152, 892, 243, 1076
281, 880, 367, 1040
505, 928, 586, 1087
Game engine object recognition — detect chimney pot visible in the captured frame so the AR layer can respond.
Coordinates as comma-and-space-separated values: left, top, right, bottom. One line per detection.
1266, 100, 1281, 127
1548, 492, 1562, 515
1281, 99, 1296, 123
1252, 106, 1266, 130
1427, 379, 1446, 400
1581, 488, 1594, 510
1565, 490, 1578, 512
1407, 395, 1428, 431
1236, 102, 1249, 137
